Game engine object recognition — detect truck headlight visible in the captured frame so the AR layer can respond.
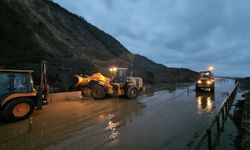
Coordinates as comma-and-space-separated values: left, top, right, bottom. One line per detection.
207, 80, 212, 84
197, 80, 202, 84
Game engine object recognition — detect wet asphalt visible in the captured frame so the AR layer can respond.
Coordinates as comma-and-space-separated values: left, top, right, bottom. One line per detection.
0, 78, 235, 150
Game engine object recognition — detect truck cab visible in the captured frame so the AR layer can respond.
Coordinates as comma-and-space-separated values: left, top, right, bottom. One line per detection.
196, 71, 215, 92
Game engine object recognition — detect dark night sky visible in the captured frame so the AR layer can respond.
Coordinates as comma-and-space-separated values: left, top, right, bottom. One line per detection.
55, 0, 250, 77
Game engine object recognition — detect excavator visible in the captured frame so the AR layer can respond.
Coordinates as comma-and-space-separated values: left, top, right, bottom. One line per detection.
74, 67, 144, 99
0, 61, 48, 122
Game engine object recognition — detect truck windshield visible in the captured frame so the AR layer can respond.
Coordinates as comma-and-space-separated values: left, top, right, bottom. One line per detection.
200, 72, 211, 77
0, 72, 32, 99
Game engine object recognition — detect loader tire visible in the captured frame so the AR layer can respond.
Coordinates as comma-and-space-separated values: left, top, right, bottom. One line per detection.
127, 87, 138, 99
3, 98, 35, 122
91, 84, 106, 99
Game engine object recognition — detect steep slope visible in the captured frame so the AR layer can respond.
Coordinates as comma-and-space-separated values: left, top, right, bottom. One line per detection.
0, 0, 197, 91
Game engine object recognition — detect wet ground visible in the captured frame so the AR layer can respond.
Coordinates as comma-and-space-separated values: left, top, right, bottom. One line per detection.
0, 78, 236, 150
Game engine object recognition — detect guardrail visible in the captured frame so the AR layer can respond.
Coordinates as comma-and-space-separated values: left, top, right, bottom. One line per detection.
192, 81, 239, 150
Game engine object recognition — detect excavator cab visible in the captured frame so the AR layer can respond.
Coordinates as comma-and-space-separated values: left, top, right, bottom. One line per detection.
0, 61, 48, 122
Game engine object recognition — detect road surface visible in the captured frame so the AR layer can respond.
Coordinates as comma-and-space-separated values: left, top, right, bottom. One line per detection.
0, 78, 236, 150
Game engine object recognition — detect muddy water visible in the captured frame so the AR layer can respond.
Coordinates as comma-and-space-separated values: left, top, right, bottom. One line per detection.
0, 78, 236, 150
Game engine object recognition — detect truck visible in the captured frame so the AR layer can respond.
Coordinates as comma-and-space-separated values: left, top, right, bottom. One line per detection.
196, 71, 215, 92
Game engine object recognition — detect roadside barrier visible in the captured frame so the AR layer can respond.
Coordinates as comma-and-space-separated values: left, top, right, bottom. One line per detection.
192, 81, 239, 150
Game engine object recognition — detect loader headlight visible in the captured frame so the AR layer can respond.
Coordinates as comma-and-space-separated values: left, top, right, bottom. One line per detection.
109, 67, 117, 72
207, 80, 212, 84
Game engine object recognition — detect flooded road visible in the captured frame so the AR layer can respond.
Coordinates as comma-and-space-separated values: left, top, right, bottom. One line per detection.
0, 78, 236, 150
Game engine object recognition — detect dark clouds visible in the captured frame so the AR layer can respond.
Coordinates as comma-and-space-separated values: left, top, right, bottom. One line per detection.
55, 0, 250, 77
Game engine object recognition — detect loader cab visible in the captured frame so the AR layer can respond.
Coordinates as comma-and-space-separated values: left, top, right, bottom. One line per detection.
110, 67, 128, 83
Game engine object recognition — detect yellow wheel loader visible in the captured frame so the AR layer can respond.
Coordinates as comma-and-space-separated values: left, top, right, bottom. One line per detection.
0, 61, 48, 122
74, 67, 144, 99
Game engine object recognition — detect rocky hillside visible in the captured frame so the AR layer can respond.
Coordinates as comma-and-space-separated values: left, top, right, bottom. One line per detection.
0, 0, 197, 91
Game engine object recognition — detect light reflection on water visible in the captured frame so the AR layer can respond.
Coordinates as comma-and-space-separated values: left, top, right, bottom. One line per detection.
95, 100, 145, 145
196, 92, 215, 115
103, 114, 120, 144
106, 121, 120, 140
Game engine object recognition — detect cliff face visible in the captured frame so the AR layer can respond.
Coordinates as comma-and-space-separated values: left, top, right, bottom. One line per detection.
0, 0, 197, 91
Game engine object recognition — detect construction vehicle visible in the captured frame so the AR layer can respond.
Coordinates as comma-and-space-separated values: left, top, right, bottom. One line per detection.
0, 61, 48, 122
74, 67, 144, 99
196, 71, 215, 92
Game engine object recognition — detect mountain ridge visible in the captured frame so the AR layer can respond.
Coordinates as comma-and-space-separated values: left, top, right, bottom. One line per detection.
0, 0, 197, 91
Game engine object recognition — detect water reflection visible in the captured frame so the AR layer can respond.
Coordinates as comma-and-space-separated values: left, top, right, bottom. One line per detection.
103, 113, 121, 142
96, 100, 145, 144
196, 92, 215, 115
104, 120, 120, 142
